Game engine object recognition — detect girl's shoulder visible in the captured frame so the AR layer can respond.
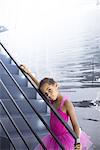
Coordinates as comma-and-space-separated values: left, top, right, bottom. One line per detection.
62, 96, 70, 103
63, 96, 75, 112
60, 96, 70, 107
62, 97, 74, 114
62, 96, 75, 110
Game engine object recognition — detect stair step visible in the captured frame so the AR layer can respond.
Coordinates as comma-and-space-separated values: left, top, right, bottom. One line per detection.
0, 53, 11, 64
0, 99, 47, 115
0, 74, 28, 87
0, 136, 10, 150
0, 52, 51, 149
0, 123, 48, 150
11, 130, 48, 150
0, 85, 36, 99
0, 64, 19, 74
0, 113, 50, 134
22, 87, 37, 99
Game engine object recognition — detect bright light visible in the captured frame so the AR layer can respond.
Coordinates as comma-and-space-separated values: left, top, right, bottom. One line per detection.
0, 0, 96, 31
21, 75, 26, 79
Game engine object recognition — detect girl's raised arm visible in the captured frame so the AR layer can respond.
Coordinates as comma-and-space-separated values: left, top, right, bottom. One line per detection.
20, 64, 40, 87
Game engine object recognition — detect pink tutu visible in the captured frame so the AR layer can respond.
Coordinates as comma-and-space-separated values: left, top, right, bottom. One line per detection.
34, 130, 92, 150
34, 97, 93, 150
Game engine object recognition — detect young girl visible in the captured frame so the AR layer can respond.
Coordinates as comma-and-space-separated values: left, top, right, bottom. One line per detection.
20, 65, 93, 150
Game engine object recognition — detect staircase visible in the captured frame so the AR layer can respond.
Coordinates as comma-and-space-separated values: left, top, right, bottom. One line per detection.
0, 49, 50, 149
0, 43, 78, 150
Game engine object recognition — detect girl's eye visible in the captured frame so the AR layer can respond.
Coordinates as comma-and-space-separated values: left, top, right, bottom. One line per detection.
48, 89, 51, 92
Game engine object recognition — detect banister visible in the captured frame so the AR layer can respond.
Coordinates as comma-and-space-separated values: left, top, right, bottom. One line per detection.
0, 60, 64, 149
0, 42, 79, 146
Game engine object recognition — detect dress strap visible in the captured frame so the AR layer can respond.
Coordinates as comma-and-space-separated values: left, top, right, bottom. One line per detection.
60, 96, 69, 109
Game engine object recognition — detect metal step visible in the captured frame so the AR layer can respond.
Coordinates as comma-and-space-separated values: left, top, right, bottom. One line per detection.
0, 124, 48, 150
0, 113, 50, 134
0, 64, 19, 74
0, 53, 11, 64
0, 74, 28, 87
0, 136, 10, 150
0, 99, 47, 115
10, 130, 48, 150
0, 85, 36, 99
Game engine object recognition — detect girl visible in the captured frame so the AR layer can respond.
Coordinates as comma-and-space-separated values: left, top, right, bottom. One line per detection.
20, 64, 93, 150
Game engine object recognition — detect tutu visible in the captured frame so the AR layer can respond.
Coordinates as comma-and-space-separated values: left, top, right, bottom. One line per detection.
34, 97, 93, 150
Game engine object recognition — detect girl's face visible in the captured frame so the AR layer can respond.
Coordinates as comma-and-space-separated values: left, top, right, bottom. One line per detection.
40, 83, 59, 101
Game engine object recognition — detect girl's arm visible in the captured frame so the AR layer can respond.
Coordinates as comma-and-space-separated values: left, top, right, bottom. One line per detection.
65, 100, 80, 137
20, 64, 40, 87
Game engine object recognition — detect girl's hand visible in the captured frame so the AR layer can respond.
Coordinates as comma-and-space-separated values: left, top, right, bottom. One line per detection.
20, 64, 31, 75
75, 143, 82, 150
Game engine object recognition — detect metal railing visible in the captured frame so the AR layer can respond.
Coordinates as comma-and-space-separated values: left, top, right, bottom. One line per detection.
0, 60, 64, 149
0, 42, 79, 148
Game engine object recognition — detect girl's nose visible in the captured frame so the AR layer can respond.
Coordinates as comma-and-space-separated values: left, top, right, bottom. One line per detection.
47, 93, 50, 97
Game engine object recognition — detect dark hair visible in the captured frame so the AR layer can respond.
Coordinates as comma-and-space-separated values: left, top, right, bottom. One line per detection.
39, 78, 56, 90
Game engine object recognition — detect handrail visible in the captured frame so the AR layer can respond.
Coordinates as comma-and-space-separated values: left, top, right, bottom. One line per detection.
0, 42, 78, 146
0, 60, 64, 149
0, 121, 16, 150
0, 65, 47, 149
0, 85, 30, 150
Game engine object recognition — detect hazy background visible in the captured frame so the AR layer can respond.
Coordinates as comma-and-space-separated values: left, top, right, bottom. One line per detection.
0, 0, 99, 78
0, 0, 100, 148
0, 0, 100, 96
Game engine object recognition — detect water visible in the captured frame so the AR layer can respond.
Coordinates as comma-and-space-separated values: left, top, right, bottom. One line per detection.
36, 3, 100, 90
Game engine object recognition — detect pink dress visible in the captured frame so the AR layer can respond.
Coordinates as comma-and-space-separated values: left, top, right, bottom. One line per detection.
34, 96, 93, 150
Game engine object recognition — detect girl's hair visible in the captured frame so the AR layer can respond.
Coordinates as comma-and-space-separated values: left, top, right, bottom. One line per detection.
39, 78, 56, 90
